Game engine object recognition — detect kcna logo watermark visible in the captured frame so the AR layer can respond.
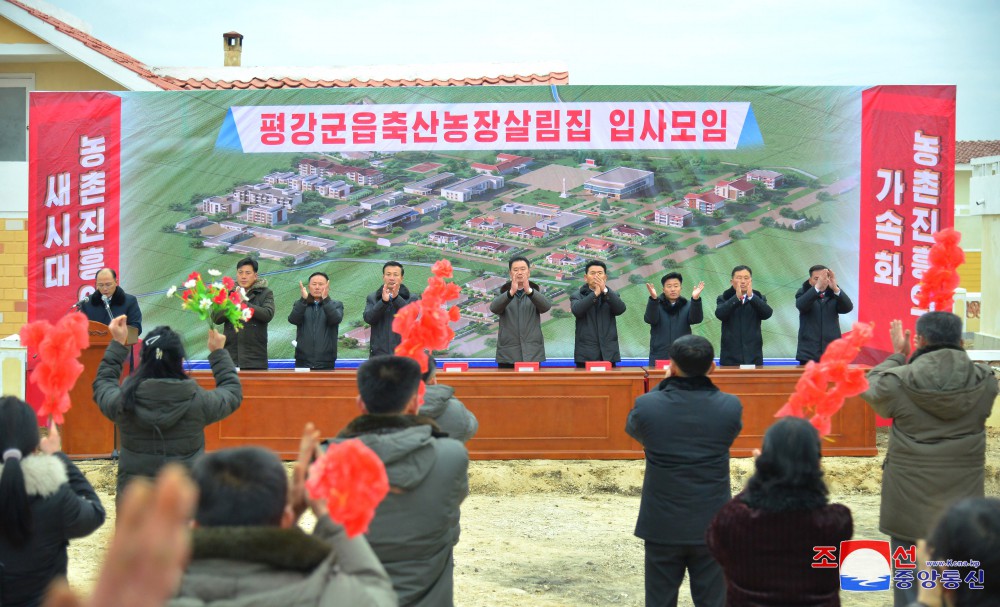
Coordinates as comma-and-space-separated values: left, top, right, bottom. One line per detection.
812, 540, 985, 592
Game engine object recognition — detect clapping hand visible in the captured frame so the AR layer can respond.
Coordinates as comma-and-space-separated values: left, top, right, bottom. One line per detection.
39, 422, 61, 455
645, 283, 657, 299
816, 272, 830, 292
827, 270, 839, 292
300, 281, 308, 300
890, 319, 912, 357
289, 422, 327, 521
692, 281, 705, 300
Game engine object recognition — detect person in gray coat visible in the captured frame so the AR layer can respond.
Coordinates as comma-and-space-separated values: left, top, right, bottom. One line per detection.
93, 316, 242, 495
211, 257, 275, 370
364, 261, 415, 357
288, 271, 344, 370
570, 260, 627, 366
489, 256, 552, 367
335, 356, 469, 607
420, 356, 478, 443
168, 441, 396, 607
644, 271, 705, 366
861, 312, 997, 607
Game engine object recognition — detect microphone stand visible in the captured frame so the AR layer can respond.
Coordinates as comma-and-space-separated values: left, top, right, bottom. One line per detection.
102, 295, 121, 460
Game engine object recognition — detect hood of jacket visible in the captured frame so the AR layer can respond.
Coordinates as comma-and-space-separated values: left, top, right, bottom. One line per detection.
499, 280, 541, 294
20, 453, 68, 498
89, 285, 126, 307
376, 283, 411, 300
190, 525, 331, 572
246, 277, 269, 294
657, 294, 689, 315
895, 345, 993, 420
337, 415, 445, 491
420, 383, 455, 418
131, 378, 200, 429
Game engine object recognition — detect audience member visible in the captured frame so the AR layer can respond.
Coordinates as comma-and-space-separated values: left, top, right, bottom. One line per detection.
707, 416, 853, 606
420, 355, 479, 443
0, 398, 105, 607
92, 316, 242, 495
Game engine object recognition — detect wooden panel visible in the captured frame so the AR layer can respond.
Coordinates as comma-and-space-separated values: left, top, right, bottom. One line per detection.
63, 321, 118, 458
65, 365, 876, 460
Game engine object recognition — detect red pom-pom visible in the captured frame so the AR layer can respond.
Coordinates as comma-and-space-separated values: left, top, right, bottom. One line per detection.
306, 439, 389, 537
21, 312, 90, 424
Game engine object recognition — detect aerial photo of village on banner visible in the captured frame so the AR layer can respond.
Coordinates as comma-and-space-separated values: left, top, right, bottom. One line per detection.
28, 84, 954, 362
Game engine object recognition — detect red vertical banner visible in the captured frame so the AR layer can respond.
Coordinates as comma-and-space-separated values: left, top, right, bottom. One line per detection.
28, 92, 122, 325
859, 85, 955, 360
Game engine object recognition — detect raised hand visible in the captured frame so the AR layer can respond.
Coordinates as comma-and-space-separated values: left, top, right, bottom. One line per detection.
321, 282, 330, 300
828, 270, 839, 291
734, 282, 744, 300
692, 281, 705, 300
645, 283, 658, 299
890, 319, 912, 357
207, 328, 226, 352
39, 422, 61, 455
109, 315, 129, 345
300, 281, 308, 300
289, 422, 323, 522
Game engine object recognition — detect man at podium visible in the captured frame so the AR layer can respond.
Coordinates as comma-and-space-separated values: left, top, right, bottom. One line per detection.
77, 268, 142, 341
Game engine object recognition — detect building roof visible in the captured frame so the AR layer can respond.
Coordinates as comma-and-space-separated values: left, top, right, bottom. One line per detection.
956, 140, 1000, 164
718, 178, 755, 191
746, 169, 784, 179
611, 224, 653, 236
656, 206, 693, 216
587, 166, 654, 187
686, 191, 726, 204
3, 1, 568, 91
579, 237, 615, 250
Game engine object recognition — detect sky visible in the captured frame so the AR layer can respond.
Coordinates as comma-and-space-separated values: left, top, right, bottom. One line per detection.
37, 0, 1000, 140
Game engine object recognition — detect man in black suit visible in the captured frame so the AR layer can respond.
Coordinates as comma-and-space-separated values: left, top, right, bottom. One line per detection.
77, 268, 142, 337
626, 335, 743, 607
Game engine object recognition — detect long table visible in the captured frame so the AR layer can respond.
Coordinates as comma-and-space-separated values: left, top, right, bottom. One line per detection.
62, 366, 876, 459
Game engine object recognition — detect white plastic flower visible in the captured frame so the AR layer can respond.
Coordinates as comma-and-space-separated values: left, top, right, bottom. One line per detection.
166, 285, 178, 298
211, 282, 223, 290
184, 279, 197, 289
199, 298, 212, 310
241, 307, 254, 320
207, 269, 222, 276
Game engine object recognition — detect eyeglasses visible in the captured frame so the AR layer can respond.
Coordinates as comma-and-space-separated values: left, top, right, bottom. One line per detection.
96, 282, 115, 288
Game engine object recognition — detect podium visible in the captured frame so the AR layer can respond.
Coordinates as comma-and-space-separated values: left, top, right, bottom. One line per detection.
62, 321, 121, 457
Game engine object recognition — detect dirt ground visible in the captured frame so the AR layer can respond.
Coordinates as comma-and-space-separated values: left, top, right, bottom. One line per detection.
68, 427, 1000, 607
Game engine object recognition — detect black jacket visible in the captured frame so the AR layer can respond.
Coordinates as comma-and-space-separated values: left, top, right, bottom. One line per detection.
625, 375, 743, 545
78, 286, 142, 335
212, 278, 275, 369
288, 295, 344, 370
93, 340, 242, 494
794, 282, 854, 363
644, 295, 704, 366
0, 453, 105, 607
715, 287, 773, 366
363, 284, 414, 357
570, 285, 627, 363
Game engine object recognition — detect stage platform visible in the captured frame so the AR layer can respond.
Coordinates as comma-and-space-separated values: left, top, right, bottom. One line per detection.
62, 365, 876, 460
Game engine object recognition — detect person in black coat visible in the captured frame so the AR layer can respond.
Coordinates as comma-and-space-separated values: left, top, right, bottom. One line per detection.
288, 271, 344, 370
625, 335, 743, 607
212, 257, 275, 370
76, 268, 142, 336
644, 271, 705, 366
363, 261, 414, 357
0, 397, 106, 607
795, 265, 854, 365
715, 265, 773, 366
570, 260, 627, 366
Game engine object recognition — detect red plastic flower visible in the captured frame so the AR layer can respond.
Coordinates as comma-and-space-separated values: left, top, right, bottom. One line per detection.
306, 439, 389, 537
19, 312, 90, 424
222, 276, 235, 291
187, 271, 201, 282
915, 228, 964, 311
775, 322, 874, 438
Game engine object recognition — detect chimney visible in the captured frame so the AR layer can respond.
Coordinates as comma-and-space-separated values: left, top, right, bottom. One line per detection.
223, 32, 243, 67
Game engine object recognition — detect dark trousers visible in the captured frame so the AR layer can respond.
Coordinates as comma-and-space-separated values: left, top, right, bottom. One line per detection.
644, 541, 724, 607
891, 536, 918, 606
574, 361, 617, 368
497, 362, 515, 369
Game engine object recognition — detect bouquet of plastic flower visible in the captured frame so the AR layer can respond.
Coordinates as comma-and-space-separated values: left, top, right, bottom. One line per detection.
166, 269, 253, 331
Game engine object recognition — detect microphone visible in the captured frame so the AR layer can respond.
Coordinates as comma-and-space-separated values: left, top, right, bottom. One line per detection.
102, 295, 114, 323
70, 297, 87, 310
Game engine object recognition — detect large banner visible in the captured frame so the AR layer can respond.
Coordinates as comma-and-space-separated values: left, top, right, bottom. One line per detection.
27, 85, 955, 363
